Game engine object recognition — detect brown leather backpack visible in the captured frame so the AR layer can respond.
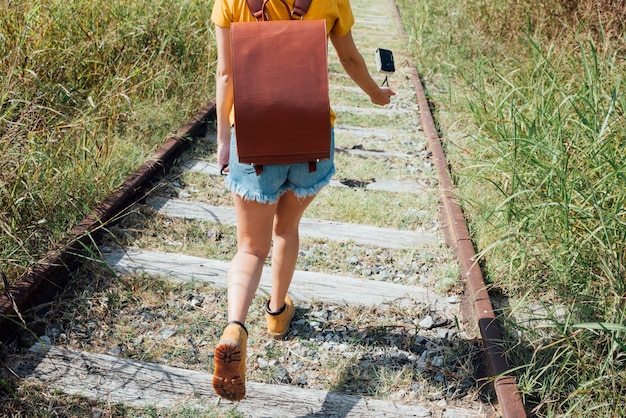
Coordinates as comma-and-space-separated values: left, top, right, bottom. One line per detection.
230, 0, 330, 175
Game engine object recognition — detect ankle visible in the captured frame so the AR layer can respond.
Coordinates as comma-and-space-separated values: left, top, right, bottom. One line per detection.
226, 320, 249, 336
265, 300, 286, 316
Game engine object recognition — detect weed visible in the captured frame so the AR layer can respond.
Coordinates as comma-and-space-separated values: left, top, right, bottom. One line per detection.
1, 0, 217, 284
396, 0, 626, 415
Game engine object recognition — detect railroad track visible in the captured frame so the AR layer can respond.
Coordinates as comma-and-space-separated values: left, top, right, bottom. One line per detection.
1, 0, 526, 417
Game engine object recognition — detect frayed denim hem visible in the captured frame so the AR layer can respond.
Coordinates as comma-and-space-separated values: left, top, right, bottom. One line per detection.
224, 166, 335, 204
224, 176, 281, 204
290, 166, 336, 199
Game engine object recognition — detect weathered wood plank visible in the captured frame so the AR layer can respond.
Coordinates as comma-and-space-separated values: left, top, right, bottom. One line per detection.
359, 179, 426, 193
330, 84, 366, 93
20, 345, 444, 417
334, 105, 413, 115
204, 125, 419, 144
334, 124, 402, 139
329, 71, 351, 79
147, 197, 437, 249
335, 146, 413, 159
102, 248, 450, 310
181, 160, 424, 194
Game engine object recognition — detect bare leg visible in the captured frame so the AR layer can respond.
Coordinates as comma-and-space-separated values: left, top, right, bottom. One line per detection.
227, 193, 277, 323
214, 193, 278, 401
269, 191, 316, 312
214, 191, 315, 400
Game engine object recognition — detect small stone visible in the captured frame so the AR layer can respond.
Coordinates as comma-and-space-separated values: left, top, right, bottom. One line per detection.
429, 391, 443, 401
275, 366, 291, 383
431, 356, 444, 368
419, 315, 435, 329
415, 359, 428, 372
411, 383, 424, 394
378, 269, 391, 279
108, 345, 122, 356
47, 326, 63, 339
190, 296, 204, 307
159, 327, 177, 340
30, 335, 52, 353
391, 389, 406, 400
446, 295, 460, 304
414, 335, 427, 345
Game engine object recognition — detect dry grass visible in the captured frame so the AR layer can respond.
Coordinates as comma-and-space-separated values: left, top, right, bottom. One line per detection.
1, 0, 216, 284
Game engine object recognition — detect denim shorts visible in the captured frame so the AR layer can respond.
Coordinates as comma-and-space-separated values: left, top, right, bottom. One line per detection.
224, 128, 335, 204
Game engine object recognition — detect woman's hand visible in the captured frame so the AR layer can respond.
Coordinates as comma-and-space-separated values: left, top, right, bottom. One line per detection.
369, 87, 396, 106
217, 139, 230, 171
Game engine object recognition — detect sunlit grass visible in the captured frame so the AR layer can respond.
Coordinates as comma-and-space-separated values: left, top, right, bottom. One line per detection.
396, 0, 626, 415
0, 0, 217, 283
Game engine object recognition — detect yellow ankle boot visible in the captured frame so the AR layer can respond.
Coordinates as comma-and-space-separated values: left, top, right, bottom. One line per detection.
212, 321, 248, 401
265, 295, 295, 339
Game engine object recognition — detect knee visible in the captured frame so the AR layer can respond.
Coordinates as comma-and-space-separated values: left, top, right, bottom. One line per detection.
272, 222, 299, 240
238, 241, 271, 260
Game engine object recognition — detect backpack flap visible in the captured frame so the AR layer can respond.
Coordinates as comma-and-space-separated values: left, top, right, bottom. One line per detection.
230, 19, 330, 168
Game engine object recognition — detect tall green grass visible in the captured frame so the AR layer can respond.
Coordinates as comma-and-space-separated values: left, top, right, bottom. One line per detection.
470, 37, 626, 417
1, 0, 216, 282
396, 0, 625, 415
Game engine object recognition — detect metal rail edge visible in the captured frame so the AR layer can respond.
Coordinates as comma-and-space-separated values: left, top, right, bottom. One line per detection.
0, 104, 216, 344
390, 3, 527, 417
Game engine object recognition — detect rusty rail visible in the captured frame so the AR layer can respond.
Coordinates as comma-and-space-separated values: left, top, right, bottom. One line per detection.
391, 3, 527, 417
0, 105, 216, 344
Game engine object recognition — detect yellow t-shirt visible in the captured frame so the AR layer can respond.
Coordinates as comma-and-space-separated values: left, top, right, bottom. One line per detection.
211, 0, 355, 127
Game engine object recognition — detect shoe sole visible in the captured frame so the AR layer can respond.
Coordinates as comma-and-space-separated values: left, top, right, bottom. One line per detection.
212, 340, 245, 401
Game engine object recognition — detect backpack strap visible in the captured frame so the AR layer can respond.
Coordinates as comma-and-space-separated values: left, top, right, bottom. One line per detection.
291, 0, 313, 18
245, 0, 313, 20
245, 0, 265, 20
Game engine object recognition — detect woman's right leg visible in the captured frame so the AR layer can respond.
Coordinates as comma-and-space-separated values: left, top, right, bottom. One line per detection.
268, 190, 316, 312
263, 191, 316, 339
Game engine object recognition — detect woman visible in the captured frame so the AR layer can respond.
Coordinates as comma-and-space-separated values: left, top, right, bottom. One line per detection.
211, 0, 395, 401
